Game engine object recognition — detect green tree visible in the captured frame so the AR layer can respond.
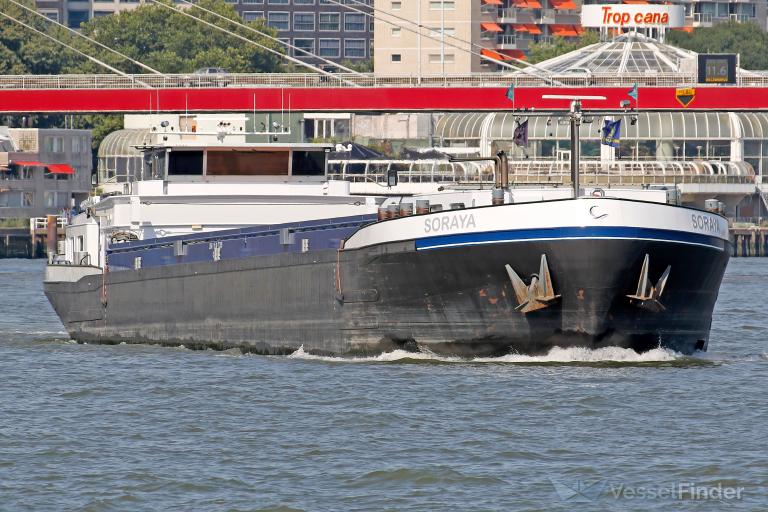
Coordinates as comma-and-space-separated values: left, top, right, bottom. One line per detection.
0, 0, 289, 163
339, 59, 373, 73
0, 0, 76, 74
71, 0, 285, 74
666, 21, 768, 70
527, 31, 600, 65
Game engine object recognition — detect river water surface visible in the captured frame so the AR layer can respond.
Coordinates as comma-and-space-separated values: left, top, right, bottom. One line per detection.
0, 259, 766, 511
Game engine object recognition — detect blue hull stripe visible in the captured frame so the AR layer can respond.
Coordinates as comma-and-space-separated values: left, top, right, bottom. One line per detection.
415, 226, 726, 252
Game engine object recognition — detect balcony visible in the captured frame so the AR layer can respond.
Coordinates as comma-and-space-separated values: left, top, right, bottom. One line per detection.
497, 8, 537, 24
689, 12, 713, 26
497, 35, 530, 50
539, 8, 580, 24
729, 13, 752, 22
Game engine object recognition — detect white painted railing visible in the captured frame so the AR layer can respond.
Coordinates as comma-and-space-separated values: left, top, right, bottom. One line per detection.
328, 158, 757, 186
1, 72, 767, 90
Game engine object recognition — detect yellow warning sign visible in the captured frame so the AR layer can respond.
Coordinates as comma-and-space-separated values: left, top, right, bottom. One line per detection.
675, 88, 696, 108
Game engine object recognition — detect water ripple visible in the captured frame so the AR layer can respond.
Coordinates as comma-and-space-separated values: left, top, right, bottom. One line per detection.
1, 258, 767, 511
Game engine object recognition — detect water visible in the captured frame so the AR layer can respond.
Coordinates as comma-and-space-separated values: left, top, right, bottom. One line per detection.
1, 259, 766, 511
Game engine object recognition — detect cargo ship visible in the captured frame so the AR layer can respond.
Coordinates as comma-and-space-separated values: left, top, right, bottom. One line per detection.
44, 110, 730, 357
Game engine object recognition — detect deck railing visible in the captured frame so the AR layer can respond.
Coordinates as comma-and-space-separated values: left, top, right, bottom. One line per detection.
329, 158, 757, 187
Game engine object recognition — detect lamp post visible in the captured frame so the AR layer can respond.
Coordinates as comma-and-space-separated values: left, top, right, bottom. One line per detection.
441, 0, 445, 77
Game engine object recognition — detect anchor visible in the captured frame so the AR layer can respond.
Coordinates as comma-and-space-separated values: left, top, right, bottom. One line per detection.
505, 254, 561, 314
626, 254, 671, 313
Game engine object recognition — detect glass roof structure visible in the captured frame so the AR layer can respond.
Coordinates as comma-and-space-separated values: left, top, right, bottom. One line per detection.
97, 129, 152, 159
436, 112, 768, 142
523, 32, 698, 75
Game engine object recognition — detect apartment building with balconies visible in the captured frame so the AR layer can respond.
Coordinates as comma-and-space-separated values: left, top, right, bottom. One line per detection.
0, 128, 92, 219
374, 0, 767, 74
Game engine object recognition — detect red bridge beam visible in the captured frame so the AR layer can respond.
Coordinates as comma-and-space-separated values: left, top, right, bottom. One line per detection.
1, 87, 767, 113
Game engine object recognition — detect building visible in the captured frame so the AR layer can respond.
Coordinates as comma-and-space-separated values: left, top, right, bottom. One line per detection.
0, 128, 92, 219
373, 0, 768, 74
33, 0, 374, 66
238, 0, 374, 67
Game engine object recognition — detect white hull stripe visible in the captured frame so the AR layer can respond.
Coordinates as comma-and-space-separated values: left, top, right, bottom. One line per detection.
415, 226, 727, 252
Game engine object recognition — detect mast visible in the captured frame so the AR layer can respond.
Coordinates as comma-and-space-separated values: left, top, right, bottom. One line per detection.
569, 99, 581, 198
542, 95, 606, 198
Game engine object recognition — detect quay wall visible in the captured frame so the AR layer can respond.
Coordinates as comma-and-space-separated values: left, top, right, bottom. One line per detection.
730, 227, 768, 257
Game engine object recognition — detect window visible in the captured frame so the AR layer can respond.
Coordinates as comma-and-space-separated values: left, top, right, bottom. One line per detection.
72, 137, 81, 153
293, 38, 316, 56
0, 192, 21, 207
716, 2, 729, 17
2, 167, 32, 180
169, 151, 204, 176
391, 27, 401, 36
344, 13, 365, 31
428, 27, 455, 37
22, 192, 33, 207
391, 1, 401, 9
243, 11, 264, 22
699, 2, 715, 15
267, 11, 290, 30
44, 192, 58, 208
268, 0, 289, 4
736, 3, 755, 17
67, 10, 89, 27
318, 38, 340, 58
41, 11, 59, 22
293, 12, 315, 31
319, 12, 340, 31
294, 0, 315, 4
429, 1, 454, 9
242, 0, 264, 4
345, 39, 366, 58
225, 0, 238, 4
429, 53, 454, 63
48, 136, 64, 153
391, 53, 402, 62
291, 151, 325, 176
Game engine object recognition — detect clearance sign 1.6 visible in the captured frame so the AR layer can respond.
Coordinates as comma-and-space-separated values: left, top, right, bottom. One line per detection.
581, 4, 685, 28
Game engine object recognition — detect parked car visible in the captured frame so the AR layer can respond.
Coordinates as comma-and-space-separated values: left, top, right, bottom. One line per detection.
180, 67, 230, 88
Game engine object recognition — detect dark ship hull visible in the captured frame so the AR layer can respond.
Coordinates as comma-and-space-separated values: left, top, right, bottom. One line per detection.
44, 198, 730, 357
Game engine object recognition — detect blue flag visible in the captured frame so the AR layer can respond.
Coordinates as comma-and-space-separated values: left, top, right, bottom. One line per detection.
601, 119, 621, 148
506, 84, 514, 103
628, 83, 638, 101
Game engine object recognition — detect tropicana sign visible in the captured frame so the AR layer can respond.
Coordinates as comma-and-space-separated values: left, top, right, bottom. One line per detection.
581, 4, 686, 28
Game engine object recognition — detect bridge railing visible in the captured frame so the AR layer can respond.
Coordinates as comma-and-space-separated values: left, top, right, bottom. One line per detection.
2, 72, 768, 90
